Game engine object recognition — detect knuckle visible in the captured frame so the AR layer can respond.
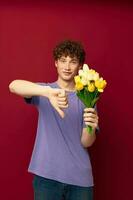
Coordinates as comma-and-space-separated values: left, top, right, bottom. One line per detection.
94, 123, 98, 128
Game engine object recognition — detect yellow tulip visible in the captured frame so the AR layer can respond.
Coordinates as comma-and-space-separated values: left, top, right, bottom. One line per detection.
87, 73, 94, 81
81, 73, 89, 85
88, 82, 95, 92
87, 70, 99, 81
89, 69, 96, 74
75, 81, 84, 91
74, 75, 81, 83
93, 72, 99, 81
95, 78, 107, 92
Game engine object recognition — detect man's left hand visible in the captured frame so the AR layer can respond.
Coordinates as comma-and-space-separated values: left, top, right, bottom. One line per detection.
83, 108, 99, 130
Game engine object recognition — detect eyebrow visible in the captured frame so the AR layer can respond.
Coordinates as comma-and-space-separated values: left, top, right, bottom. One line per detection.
71, 58, 78, 61
60, 57, 78, 61
60, 57, 66, 60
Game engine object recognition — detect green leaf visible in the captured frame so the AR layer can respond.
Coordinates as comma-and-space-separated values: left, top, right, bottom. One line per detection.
91, 97, 100, 107
76, 88, 100, 108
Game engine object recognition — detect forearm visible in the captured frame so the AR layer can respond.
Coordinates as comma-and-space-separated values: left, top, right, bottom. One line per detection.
81, 107, 99, 148
9, 80, 50, 98
81, 128, 96, 148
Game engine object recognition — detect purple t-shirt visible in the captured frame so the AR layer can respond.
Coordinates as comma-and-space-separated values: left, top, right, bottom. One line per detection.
25, 81, 98, 187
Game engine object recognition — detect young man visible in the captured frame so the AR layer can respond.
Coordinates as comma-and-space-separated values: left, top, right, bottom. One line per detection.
9, 40, 99, 200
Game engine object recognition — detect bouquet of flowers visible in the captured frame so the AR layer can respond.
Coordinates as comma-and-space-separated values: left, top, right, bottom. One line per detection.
74, 64, 107, 134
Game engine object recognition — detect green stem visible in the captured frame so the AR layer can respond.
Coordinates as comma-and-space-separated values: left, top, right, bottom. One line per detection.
86, 125, 93, 134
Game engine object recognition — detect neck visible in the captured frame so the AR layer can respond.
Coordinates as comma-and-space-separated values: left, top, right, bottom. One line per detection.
56, 78, 75, 92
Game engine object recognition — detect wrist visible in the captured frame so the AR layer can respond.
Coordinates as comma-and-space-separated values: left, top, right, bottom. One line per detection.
39, 86, 51, 98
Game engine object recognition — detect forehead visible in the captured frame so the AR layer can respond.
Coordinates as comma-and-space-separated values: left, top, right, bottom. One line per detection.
59, 55, 78, 61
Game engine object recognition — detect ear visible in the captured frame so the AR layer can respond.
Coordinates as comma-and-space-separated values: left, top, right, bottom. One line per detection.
55, 60, 58, 67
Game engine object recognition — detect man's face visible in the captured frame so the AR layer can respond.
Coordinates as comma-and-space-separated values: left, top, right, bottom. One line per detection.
55, 55, 81, 82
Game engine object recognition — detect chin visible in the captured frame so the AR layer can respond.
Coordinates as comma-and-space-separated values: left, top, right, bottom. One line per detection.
62, 76, 74, 81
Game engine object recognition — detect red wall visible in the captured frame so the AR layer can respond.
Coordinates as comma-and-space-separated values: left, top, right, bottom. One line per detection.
1, 1, 133, 199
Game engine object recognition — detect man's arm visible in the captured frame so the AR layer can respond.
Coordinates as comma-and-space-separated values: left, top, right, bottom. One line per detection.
9, 80, 68, 118
9, 80, 50, 98
81, 128, 96, 148
81, 108, 99, 148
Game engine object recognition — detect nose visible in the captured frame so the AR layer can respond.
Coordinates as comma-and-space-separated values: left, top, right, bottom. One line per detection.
65, 62, 71, 70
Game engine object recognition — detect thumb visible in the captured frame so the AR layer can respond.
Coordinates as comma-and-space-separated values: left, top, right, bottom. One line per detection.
58, 89, 66, 97
55, 106, 65, 118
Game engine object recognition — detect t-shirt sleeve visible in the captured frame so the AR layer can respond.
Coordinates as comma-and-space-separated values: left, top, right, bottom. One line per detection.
24, 96, 39, 105
82, 104, 100, 133
24, 82, 47, 106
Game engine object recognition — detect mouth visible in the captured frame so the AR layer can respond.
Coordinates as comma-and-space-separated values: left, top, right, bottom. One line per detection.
63, 72, 72, 76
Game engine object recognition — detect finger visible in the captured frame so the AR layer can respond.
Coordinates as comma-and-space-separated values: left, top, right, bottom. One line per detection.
84, 117, 98, 124
84, 112, 98, 119
58, 89, 66, 97
58, 97, 67, 102
84, 108, 96, 113
84, 121, 98, 129
59, 104, 68, 108
58, 101, 68, 106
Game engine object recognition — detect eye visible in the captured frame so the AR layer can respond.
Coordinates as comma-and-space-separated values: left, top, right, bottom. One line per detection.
71, 61, 78, 64
60, 59, 66, 63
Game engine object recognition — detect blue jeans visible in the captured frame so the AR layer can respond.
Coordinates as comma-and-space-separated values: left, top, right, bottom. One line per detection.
33, 175, 93, 200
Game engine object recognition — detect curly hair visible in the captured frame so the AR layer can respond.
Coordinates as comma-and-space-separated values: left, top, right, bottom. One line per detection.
53, 40, 85, 64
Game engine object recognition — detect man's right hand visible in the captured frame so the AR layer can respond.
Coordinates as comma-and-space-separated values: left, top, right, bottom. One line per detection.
47, 87, 68, 118
9, 80, 68, 118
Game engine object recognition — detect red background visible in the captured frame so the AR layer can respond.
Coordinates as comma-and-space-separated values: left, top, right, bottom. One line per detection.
1, 1, 133, 199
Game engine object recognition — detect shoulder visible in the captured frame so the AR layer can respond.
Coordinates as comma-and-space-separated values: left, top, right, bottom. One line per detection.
35, 82, 57, 88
